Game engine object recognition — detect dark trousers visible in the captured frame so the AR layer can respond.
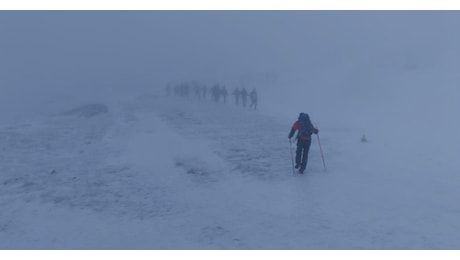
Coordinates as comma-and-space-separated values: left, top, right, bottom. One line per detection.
296, 139, 311, 170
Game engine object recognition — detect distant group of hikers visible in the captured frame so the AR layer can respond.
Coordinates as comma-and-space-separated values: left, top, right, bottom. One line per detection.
165, 82, 258, 110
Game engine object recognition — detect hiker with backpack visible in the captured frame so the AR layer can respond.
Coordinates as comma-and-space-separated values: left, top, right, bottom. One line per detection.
288, 113, 319, 174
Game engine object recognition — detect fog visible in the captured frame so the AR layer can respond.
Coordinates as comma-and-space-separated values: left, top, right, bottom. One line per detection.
2, 10, 460, 249
2, 11, 460, 133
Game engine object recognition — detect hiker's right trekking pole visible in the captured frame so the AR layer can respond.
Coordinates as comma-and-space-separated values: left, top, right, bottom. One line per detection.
316, 134, 327, 172
289, 138, 296, 175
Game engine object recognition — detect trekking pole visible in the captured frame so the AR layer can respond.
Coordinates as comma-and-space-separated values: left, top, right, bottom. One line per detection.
289, 139, 296, 175
316, 134, 327, 172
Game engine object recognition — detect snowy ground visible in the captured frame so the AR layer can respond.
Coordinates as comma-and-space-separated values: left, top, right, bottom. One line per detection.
1, 90, 460, 250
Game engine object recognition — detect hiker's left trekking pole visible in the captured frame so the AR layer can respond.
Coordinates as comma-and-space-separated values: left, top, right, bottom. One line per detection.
289, 138, 295, 175
316, 134, 327, 172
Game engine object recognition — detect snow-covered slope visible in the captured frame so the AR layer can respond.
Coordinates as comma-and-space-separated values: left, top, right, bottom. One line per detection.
1, 90, 460, 250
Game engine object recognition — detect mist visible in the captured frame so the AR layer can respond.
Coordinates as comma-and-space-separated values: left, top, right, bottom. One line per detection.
2, 10, 460, 151
3, 10, 460, 250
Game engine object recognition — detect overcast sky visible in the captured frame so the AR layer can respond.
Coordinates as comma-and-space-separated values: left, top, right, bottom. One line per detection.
2, 11, 460, 89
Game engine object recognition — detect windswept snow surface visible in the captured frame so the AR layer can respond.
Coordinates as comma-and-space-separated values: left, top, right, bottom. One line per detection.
1, 92, 460, 249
